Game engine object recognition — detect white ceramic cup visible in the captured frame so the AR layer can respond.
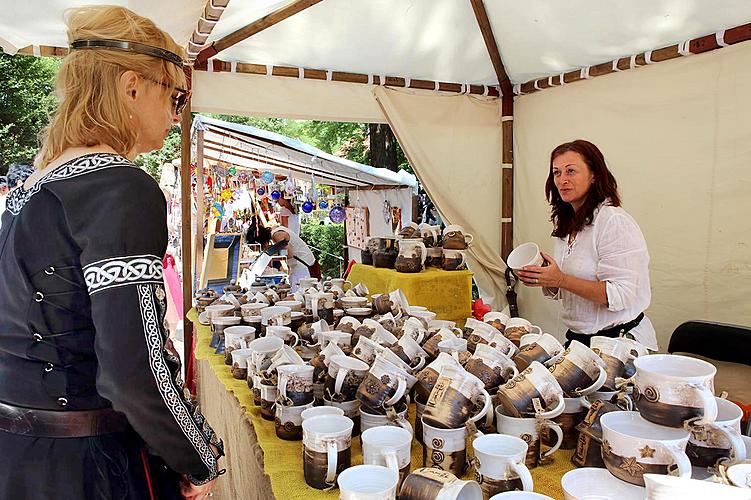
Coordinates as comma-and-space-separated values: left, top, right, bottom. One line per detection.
507, 242, 543, 271
352, 335, 385, 365
494, 410, 563, 468
472, 434, 534, 495
301, 405, 344, 421
442, 249, 467, 270
361, 426, 412, 482
600, 411, 691, 486
630, 354, 718, 427
266, 325, 300, 347
337, 464, 399, 500
224, 325, 257, 350
248, 336, 285, 373
494, 361, 565, 419
302, 415, 354, 488
686, 396, 746, 467
360, 404, 413, 434
276, 364, 314, 406
325, 354, 370, 401
547, 340, 607, 397
260, 305, 292, 326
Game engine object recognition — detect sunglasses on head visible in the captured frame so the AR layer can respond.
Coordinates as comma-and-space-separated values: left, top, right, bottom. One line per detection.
70, 38, 191, 114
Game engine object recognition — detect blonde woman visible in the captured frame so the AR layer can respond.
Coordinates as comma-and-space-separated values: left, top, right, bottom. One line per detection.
0, 6, 221, 499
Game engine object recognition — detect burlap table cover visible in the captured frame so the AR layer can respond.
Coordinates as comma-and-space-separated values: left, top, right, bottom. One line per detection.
188, 309, 575, 499
346, 264, 473, 325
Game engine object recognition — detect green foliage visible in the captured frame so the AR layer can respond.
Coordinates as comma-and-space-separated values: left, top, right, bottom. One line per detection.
133, 125, 182, 180
0, 53, 59, 173
300, 223, 345, 278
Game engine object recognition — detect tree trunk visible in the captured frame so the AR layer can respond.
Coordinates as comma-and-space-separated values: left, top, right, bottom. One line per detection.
368, 124, 398, 171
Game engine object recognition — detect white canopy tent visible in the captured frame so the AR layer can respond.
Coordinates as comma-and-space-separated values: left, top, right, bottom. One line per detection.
3, 0, 751, 352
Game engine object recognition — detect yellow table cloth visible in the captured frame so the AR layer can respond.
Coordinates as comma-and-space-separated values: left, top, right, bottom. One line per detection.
346, 264, 473, 325
188, 309, 575, 499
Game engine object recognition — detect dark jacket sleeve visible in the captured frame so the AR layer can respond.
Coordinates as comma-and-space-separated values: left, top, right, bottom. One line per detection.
63, 165, 222, 484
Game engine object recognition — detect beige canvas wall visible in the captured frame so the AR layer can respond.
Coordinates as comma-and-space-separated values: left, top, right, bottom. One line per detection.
513, 42, 751, 350
375, 87, 506, 307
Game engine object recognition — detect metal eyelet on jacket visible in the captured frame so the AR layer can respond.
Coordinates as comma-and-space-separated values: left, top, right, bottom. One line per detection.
34, 292, 44, 302
32, 333, 43, 342
44, 363, 54, 373
44, 266, 55, 275
56, 397, 68, 407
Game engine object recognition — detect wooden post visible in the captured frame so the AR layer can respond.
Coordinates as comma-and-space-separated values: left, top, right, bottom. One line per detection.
501, 97, 514, 260
180, 98, 194, 369
194, 129, 206, 283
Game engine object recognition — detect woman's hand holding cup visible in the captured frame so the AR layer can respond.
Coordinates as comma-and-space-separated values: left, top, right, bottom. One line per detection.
517, 252, 565, 288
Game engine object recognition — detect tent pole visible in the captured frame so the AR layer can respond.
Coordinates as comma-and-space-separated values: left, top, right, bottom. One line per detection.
195, 130, 206, 284
501, 99, 514, 260
196, 0, 325, 63
468, 0, 514, 259
180, 98, 194, 372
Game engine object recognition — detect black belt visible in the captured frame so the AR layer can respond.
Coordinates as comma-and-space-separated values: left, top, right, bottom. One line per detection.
565, 312, 645, 348
0, 401, 130, 438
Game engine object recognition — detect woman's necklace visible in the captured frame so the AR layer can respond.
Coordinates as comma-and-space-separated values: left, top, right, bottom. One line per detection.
566, 232, 577, 254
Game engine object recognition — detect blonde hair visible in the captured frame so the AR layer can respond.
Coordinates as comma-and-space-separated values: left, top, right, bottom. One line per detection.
37, 5, 186, 168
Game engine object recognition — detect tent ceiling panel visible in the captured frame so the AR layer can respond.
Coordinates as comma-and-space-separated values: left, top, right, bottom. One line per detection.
206, 0, 499, 86
4, 1, 751, 86
0, 0, 204, 54
194, 115, 417, 189
486, 0, 751, 84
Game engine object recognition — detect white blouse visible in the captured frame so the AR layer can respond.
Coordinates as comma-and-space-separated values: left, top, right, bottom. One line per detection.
544, 203, 657, 350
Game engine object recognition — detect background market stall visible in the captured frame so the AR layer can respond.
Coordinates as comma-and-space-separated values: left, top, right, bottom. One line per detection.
189, 114, 417, 283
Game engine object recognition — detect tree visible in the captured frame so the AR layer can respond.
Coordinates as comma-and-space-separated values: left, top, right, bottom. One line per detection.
368, 123, 398, 171
0, 52, 59, 173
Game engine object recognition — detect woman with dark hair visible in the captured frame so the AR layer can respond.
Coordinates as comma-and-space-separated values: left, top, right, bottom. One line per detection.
516, 140, 656, 349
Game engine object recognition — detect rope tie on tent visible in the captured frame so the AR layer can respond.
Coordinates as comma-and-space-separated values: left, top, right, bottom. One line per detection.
230, 61, 237, 73
200, 16, 219, 24
266, 65, 273, 77
404, 77, 411, 88
326, 70, 333, 81
32, 45, 40, 57
379, 74, 386, 86
298, 67, 304, 79
611, 58, 622, 72
678, 40, 692, 56
482, 85, 489, 96
629, 55, 638, 69
209, 0, 227, 10
579, 67, 591, 80
433, 81, 440, 91
533, 80, 543, 91
715, 30, 729, 47
208, 60, 214, 72
512, 83, 522, 95
367, 74, 374, 85
644, 50, 654, 64
547, 76, 555, 87
559, 73, 566, 86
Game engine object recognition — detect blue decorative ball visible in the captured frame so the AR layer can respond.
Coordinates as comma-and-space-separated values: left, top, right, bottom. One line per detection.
261, 171, 274, 184
318, 200, 329, 210
329, 205, 346, 224
270, 190, 282, 200
256, 187, 265, 196
301, 201, 314, 213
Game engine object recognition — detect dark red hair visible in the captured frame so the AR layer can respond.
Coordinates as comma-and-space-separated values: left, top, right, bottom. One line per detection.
545, 140, 621, 238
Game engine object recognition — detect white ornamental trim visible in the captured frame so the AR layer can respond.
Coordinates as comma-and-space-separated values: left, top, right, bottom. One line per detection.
84, 255, 164, 294
137, 284, 218, 482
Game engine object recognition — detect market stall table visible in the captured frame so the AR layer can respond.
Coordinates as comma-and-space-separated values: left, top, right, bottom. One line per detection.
188, 309, 576, 499
346, 264, 473, 325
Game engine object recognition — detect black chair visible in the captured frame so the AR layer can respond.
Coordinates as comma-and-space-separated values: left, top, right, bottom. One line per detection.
668, 320, 751, 434
668, 320, 751, 367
